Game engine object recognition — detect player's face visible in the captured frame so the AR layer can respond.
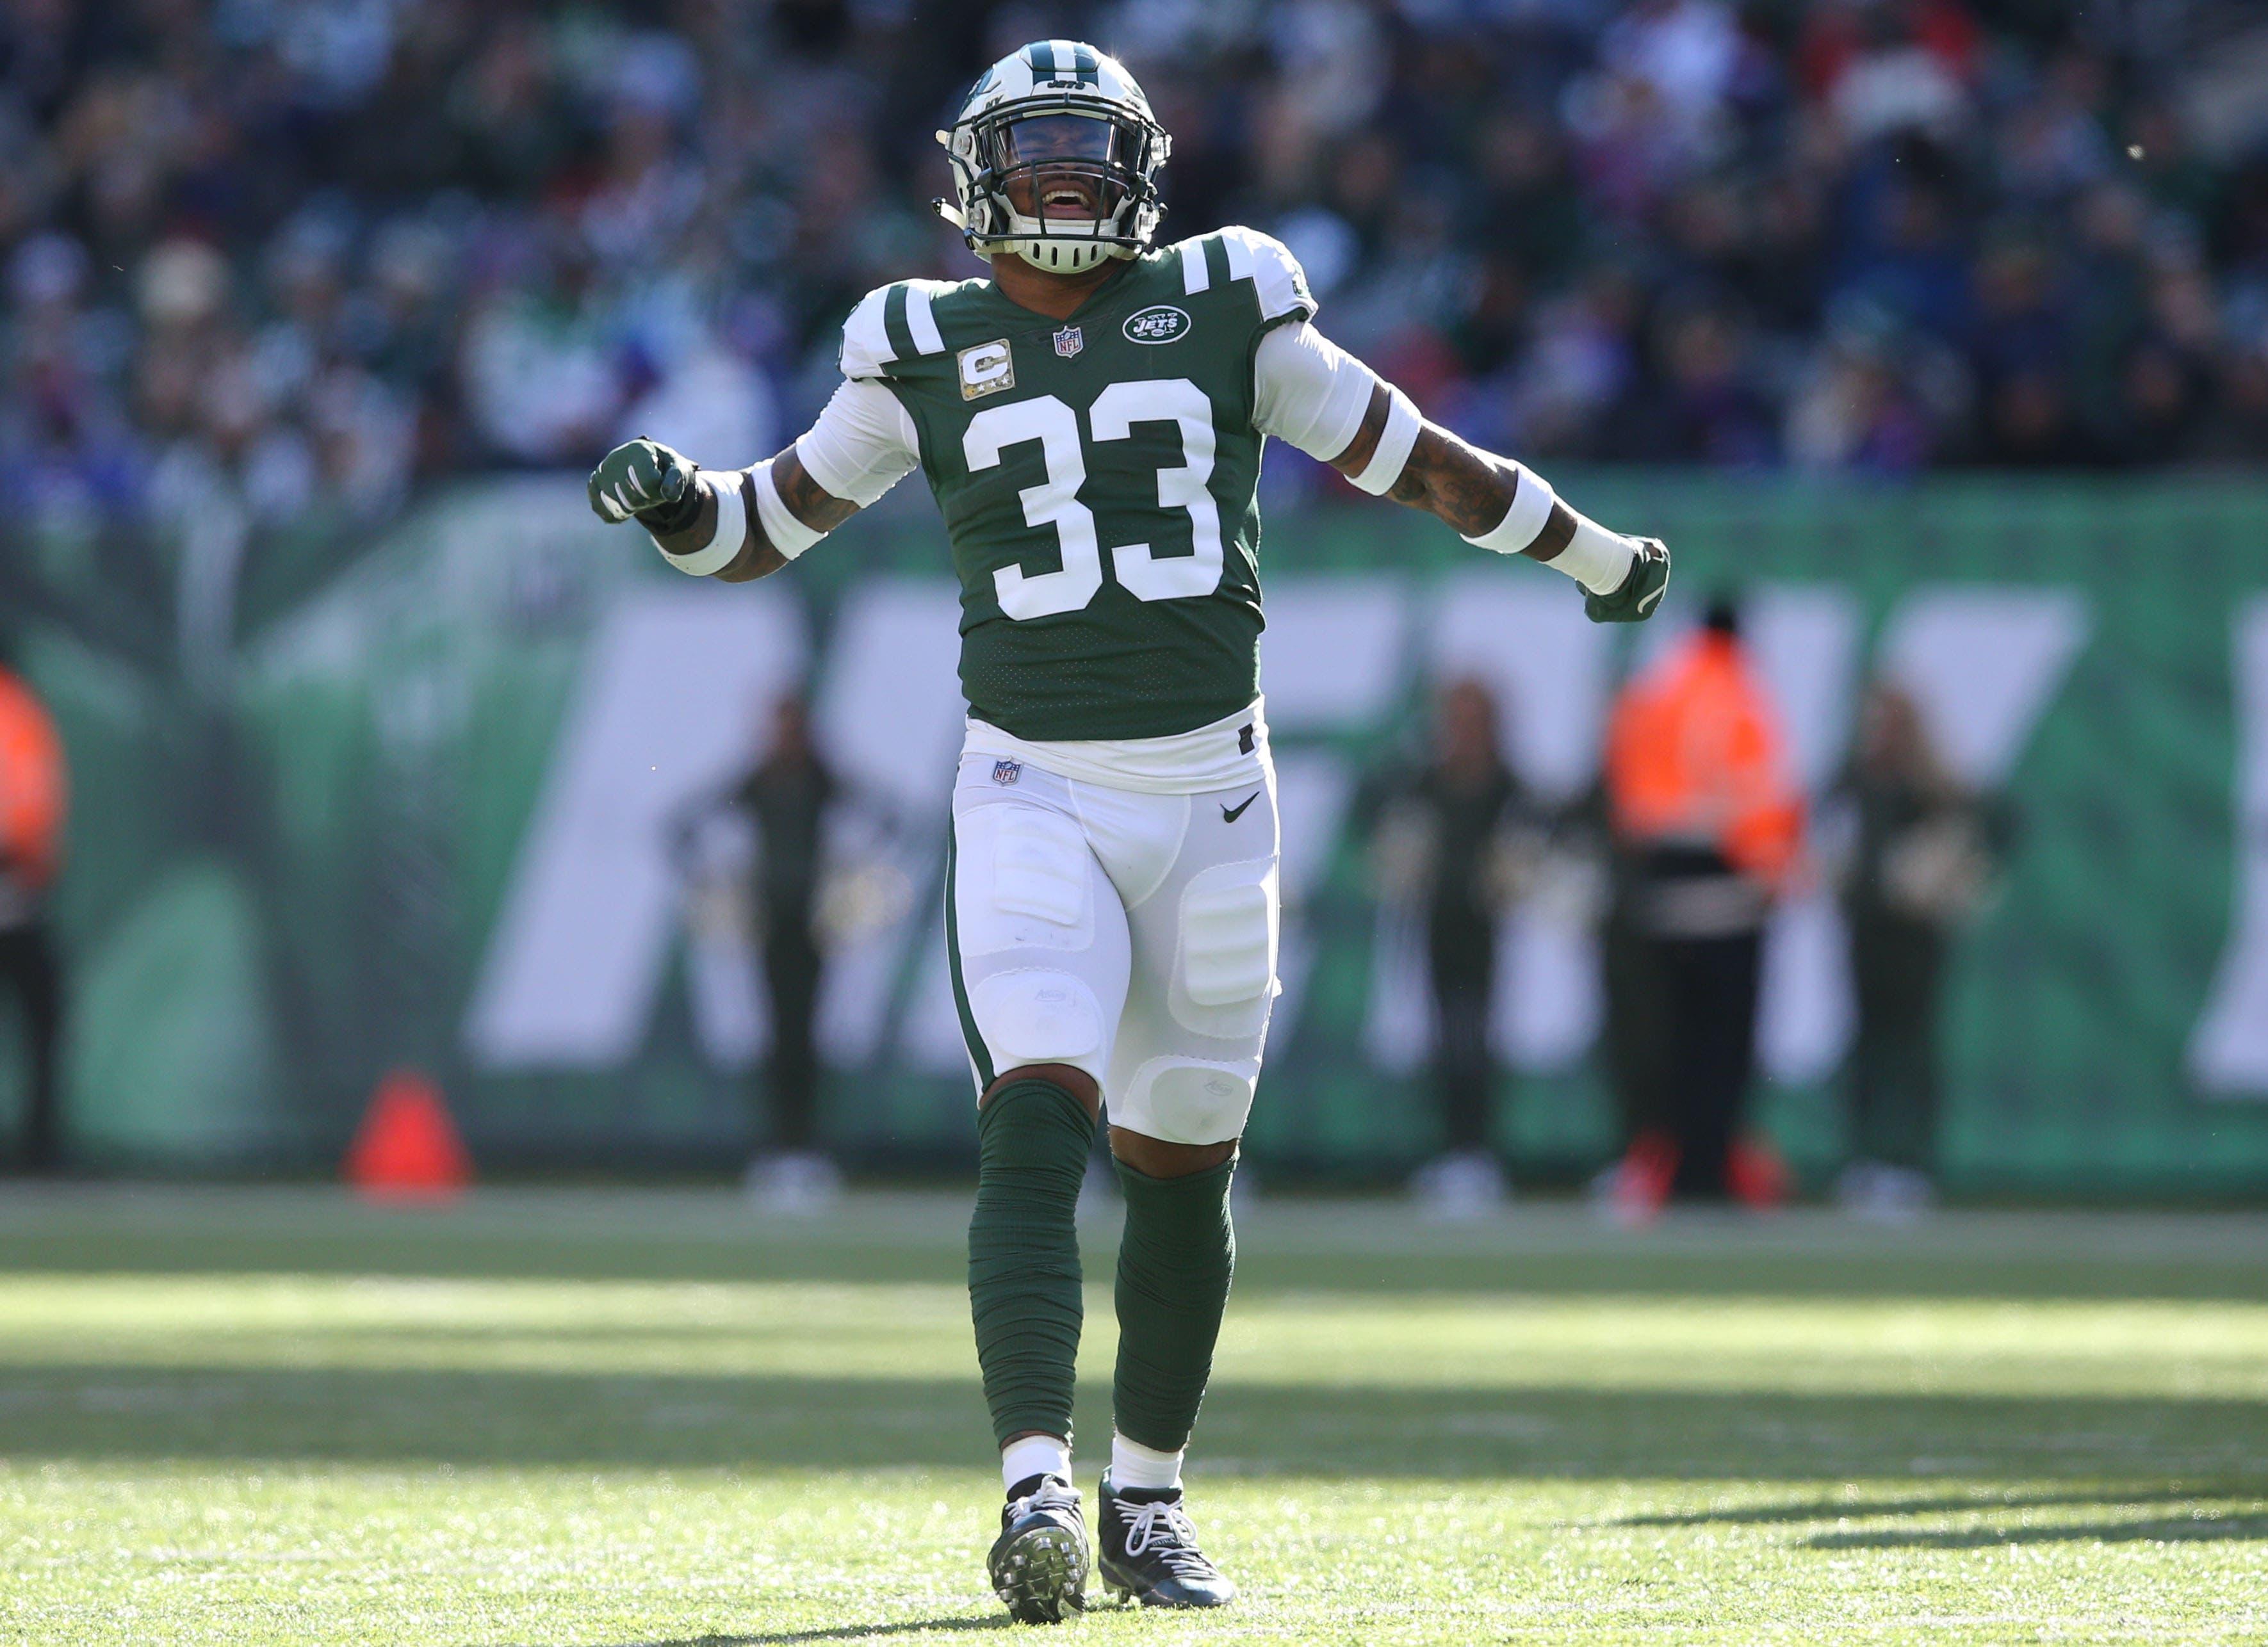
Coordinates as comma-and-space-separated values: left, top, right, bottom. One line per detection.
997, 113, 1116, 220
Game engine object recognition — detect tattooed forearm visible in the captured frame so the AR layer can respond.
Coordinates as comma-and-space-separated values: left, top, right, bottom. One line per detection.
714, 446, 859, 582
1328, 384, 1574, 558
1393, 428, 1518, 535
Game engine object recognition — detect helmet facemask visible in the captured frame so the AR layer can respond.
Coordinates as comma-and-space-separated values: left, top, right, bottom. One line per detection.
940, 90, 1168, 273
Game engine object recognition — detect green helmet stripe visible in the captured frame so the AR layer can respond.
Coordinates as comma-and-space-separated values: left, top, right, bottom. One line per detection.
1018, 39, 1102, 87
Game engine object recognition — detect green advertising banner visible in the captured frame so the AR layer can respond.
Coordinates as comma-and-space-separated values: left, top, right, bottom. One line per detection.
17, 471, 2268, 1196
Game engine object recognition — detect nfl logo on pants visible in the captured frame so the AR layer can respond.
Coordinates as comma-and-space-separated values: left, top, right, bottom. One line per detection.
992, 759, 1022, 786
1054, 325, 1083, 359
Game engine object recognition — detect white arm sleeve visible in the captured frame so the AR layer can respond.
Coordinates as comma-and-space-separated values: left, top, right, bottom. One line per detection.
1251, 321, 1382, 464
792, 376, 921, 508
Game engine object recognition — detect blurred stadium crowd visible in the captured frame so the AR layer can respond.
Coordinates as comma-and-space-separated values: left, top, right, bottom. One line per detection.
8, 0, 2268, 562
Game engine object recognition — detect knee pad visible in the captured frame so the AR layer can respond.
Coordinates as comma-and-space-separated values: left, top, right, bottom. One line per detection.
1118, 1055, 1259, 1146
1170, 857, 1280, 1039
970, 968, 1106, 1072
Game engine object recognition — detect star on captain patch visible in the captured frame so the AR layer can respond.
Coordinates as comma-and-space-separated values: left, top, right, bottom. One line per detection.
1054, 325, 1084, 359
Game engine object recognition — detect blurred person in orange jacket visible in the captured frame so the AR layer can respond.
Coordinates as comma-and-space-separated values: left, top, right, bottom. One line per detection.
0, 633, 66, 1173
1600, 596, 1801, 1213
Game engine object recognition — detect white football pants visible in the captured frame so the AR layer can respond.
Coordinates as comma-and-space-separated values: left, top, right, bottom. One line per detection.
945, 750, 1281, 1145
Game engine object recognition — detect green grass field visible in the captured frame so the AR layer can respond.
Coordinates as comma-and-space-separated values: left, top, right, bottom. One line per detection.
0, 1187, 2261, 1645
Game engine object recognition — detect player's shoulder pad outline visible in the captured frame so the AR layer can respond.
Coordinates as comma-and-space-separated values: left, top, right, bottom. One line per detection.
1171, 227, 1316, 325
840, 279, 963, 379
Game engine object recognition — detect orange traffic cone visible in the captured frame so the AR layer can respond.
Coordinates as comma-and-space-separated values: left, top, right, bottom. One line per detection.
345, 1069, 472, 1201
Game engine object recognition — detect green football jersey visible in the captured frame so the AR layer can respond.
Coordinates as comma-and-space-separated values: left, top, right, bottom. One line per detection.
840, 228, 1316, 742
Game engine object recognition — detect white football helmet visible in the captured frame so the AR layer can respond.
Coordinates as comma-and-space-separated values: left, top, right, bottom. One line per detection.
935, 40, 1169, 274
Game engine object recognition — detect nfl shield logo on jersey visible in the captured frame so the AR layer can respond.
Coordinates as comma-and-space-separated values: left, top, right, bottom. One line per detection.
991, 759, 1022, 786
1053, 325, 1084, 359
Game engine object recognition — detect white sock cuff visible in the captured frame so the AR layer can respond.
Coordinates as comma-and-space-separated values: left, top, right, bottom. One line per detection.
1109, 1432, 1185, 1493
750, 457, 827, 560
1460, 464, 1556, 555
1001, 1434, 1072, 1490
1552, 509, 1639, 596
1348, 385, 1421, 496
649, 470, 746, 576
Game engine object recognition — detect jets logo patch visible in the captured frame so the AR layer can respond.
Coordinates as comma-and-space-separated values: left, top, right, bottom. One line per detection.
958, 340, 1015, 400
1123, 305, 1191, 345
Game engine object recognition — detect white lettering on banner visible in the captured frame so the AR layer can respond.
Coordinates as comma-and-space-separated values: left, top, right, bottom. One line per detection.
1749, 586, 1864, 791
1751, 586, 1863, 1087
1259, 576, 1413, 734
464, 587, 805, 1068
2190, 598, 2268, 1097
1876, 587, 2093, 788
813, 580, 967, 1068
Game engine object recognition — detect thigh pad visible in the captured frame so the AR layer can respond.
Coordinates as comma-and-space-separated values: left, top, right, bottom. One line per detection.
1170, 856, 1280, 1039
959, 804, 1093, 957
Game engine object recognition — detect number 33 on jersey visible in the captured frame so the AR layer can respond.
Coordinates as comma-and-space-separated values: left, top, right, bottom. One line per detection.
838, 227, 1314, 744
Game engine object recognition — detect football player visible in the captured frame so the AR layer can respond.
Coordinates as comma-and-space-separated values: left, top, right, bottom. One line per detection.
589, 40, 1669, 1623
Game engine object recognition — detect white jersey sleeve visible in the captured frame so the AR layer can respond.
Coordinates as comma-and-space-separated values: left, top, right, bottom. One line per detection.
793, 377, 922, 508
1252, 320, 1382, 463
837, 286, 895, 380
1216, 226, 1318, 325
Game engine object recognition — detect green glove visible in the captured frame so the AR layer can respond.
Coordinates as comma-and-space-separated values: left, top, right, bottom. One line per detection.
588, 437, 701, 531
1585, 537, 1670, 624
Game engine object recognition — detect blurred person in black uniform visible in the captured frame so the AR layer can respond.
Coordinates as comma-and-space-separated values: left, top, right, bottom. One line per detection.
0, 633, 66, 1174
1832, 681, 2011, 1219
681, 692, 861, 1210
1364, 678, 1534, 1216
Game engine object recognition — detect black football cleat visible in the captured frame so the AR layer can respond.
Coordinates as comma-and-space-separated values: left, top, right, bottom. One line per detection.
988, 1473, 1088, 1624
1096, 1470, 1236, 1609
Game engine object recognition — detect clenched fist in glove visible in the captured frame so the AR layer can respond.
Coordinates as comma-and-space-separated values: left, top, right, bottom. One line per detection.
588, 437, 702, 533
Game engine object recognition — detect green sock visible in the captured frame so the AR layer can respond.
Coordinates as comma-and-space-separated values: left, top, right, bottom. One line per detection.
968, 1077, 1095, 1450
1111, 1152, 1237, 1454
